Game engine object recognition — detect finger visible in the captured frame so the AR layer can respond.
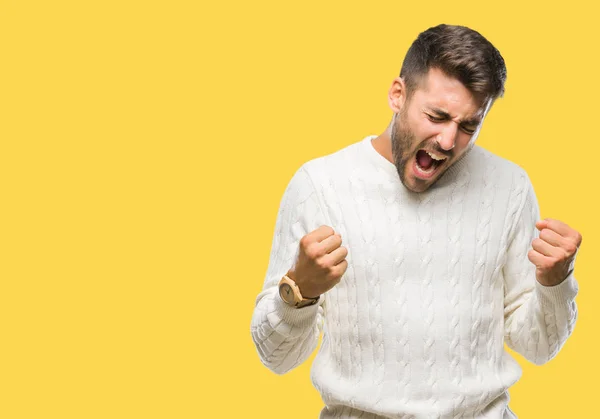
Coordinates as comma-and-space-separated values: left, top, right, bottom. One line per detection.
325, 245, 348, 265
330, 259, 348, 280
306, 225, 335, 243
538, 219, 583, 248
539, 218, 575, 238
320, 234, 342, 254
538, 227, 566, 247
531, 237, 561, 258
528, 248, 552, 269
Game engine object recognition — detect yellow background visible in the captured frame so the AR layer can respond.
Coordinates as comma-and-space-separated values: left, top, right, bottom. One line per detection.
1, 0, 597, 417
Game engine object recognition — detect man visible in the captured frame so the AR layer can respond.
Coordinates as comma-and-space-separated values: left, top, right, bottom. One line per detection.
250, 24, 581, 418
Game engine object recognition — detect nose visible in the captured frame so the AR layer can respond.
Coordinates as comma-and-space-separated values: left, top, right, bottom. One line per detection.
435, 123, 458, 151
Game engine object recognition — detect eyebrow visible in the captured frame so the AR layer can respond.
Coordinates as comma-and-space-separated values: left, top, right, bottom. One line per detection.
428, 107, 482, 126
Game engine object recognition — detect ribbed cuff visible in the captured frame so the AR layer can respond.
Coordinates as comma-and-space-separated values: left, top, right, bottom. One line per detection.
273, 291, 321, 328
535, 271, 579, 307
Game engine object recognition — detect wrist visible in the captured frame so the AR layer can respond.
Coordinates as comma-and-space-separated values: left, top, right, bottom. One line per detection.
279, 274, 320, 308
286, 269, 320, 299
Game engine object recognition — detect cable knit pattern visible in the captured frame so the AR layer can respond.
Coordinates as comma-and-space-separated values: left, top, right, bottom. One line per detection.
250, 135, 579, 419
471, 152, 497, 416
417, 190, 438, 413
446, 169, 470, 418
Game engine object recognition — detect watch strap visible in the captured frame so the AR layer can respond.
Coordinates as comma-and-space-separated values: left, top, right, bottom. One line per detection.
279, 275, 320, 308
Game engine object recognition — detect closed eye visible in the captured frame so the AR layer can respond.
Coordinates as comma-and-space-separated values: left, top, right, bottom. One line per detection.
427, 113, 478, 135
426, 114, 445, 122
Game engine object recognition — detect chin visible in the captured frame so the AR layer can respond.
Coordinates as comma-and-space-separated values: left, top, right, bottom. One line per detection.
406, 179, 434, 193
398, 172, 431, 193
398, 165, 441, 193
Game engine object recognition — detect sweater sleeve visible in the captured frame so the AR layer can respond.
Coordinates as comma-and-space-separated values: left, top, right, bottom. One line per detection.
250, 165, 328, 375
502, 171, 579, 365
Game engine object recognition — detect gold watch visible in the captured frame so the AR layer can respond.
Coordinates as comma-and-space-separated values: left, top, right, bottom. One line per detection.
278, 274, 320, 308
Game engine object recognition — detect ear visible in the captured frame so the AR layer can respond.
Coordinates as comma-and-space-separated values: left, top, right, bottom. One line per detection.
388, 77, 407, 113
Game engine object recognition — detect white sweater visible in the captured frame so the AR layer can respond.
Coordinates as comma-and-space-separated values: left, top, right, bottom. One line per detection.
250, 135, 578, 418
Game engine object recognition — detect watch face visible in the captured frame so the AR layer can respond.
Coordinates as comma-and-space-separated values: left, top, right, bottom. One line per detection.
279, 283, 295, 304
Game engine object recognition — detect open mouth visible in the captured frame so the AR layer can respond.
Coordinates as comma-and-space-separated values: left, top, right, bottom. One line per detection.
413, 149, 448, 178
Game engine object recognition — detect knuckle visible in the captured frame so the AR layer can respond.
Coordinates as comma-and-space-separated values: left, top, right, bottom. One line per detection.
320, 225, 335, 236
564, 243, 577, 254
333, 262, 346, 276
306, 244, 322, 260
333, 262, 348, 279
332, 271, 344, 284
324, 268, 337, 281
316, 256, 330, 269
299, 235, 311, 249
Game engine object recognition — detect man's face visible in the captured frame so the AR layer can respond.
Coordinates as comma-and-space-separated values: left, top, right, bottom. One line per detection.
390, 67, 490, 193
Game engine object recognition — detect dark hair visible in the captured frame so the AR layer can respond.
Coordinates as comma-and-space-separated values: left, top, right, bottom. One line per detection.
400, 24, 507, 104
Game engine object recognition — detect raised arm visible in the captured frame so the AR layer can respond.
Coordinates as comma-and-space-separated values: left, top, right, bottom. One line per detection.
250, 166, 346, 375
502, 172, 580, 365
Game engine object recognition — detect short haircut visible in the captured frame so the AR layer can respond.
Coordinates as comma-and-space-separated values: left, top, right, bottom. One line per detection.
400, 24, 507, 105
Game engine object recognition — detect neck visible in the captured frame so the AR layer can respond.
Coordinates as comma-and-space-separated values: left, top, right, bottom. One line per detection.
371, 123, 394, 163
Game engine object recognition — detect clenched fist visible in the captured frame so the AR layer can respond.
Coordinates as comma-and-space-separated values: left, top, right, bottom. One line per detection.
287, 225, 349, 298
528, 218, 582, 286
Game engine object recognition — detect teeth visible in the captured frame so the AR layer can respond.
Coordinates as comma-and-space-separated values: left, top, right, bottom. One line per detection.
425, 150, 447, 161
